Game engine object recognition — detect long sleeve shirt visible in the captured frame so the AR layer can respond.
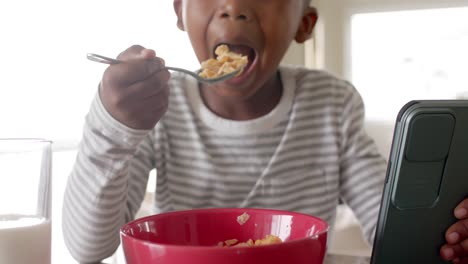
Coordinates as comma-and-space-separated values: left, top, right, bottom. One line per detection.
62, 65, 387, 263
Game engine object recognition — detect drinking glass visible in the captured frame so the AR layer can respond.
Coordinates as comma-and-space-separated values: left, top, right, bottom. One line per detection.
0, 138, 52, 264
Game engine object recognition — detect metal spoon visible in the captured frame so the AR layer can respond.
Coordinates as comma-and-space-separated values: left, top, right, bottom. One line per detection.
87, 53, 241, 85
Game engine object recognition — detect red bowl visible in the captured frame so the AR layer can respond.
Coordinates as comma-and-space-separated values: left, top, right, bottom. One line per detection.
120, 208, 329, 264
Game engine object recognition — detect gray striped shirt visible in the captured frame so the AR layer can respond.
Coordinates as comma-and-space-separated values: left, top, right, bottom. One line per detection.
62, 65, 387, 263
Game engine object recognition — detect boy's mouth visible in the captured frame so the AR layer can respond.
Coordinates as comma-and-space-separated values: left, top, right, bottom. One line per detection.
213, 43, 257, 76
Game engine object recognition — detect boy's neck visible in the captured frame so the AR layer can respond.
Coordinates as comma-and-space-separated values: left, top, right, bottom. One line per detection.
199, 71, 283, 121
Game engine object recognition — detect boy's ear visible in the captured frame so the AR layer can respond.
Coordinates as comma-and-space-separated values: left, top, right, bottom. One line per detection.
295, 7, 318, 43
173, 0, 185, 31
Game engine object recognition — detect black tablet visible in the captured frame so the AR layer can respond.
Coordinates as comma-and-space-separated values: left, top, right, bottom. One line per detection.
370, 100, 468, 264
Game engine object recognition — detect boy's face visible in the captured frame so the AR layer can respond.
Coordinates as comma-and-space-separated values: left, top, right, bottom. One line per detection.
174, 0, 317, 96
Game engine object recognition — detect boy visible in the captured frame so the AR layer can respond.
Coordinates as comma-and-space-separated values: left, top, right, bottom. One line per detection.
62, 0, 468, 263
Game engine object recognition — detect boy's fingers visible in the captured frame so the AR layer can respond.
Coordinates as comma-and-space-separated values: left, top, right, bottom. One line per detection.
454, 199, 468, 219
103, 45, 163, 86
126, 70, 171, 98
445, 219, 468, 244
104, 58, 165, 87
140, 49, 157, 60
441, 242, 468, 261
441, 244, 455, 260
463, 238, 468, 255
451, 257, 468, 264
117, 45, 156, 61
117, 45, 144, 61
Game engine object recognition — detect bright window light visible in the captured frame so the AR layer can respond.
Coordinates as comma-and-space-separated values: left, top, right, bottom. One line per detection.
0, 0, 198, 146
351, 7, 468, 121
0, 1, 199, 263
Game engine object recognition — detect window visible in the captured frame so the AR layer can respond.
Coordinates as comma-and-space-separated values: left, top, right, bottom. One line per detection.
352, 7, 468, 121
0, 1, 198, 263
313, 0, 468, 121
0, 0, 198, 147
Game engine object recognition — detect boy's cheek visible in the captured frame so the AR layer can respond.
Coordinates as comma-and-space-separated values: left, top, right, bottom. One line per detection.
173, 0, 185, 31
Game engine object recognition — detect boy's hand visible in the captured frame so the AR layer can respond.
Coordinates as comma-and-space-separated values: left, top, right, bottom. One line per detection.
100, 45, 171, 130
441, 198, 468, 263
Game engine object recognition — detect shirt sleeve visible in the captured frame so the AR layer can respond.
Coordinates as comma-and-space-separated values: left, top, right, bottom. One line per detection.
338, 82, 387, 245
62, 92, 155, 263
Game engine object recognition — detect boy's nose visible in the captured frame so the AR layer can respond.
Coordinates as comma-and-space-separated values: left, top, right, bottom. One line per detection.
217, 1, 253, 22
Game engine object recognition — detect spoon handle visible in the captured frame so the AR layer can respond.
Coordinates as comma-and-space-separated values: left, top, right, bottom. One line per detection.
86, 52, 240, 84
87, 53, 200, 78
87, 53, 121, 64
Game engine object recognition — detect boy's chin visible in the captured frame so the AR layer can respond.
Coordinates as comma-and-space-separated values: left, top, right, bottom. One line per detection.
206, 80, 259, 99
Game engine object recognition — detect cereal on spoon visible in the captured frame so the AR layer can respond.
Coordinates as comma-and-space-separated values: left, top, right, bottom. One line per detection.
199, 45, 248, 79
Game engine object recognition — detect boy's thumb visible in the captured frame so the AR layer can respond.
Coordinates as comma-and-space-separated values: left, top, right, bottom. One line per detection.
117, 45, 156, 61
140, 48, 156, 60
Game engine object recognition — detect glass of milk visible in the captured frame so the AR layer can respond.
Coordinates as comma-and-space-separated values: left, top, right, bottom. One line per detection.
0, 139, 52, 264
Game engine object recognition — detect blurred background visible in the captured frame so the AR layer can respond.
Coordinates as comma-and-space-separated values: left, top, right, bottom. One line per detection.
1, 0, 467, 262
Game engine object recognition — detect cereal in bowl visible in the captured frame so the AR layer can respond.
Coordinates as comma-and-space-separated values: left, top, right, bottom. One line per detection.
237, 212, 250, 225
218, 235, 282, 247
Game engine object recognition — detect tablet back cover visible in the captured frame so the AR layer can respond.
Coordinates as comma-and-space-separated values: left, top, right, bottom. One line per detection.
370, 100, 468, 264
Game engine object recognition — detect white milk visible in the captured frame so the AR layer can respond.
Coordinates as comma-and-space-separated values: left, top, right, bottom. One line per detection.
0, 215, 51, 264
